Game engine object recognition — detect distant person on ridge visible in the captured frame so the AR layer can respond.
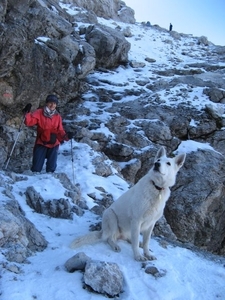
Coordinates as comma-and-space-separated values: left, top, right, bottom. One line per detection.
169, 23, 173, 31
22, 95, 73, 173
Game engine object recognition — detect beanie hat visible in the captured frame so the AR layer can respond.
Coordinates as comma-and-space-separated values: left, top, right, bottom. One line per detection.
46, 94, 58, 104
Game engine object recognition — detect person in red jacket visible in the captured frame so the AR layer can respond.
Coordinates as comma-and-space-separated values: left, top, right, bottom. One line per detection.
22, 95, 72, 173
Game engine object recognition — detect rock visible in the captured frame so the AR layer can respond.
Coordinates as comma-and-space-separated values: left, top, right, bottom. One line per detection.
65, 252, 91, 272
104, 142, 134, 159
129, 60, 146, 68
135, 77, 150, 86
205, 104, 224, 120
92, 155, 113, 177
165, 149, 225, 255
117, 4, 135, 24
84, 260, 124, 297
144, 264, 167, 278
0, 200, 47, 263
120, 158, 142, 183
122, 26, 133, 37
203, 88, 225, 104
25, 186, 83, 219
145, 57, 156, 63
6, 264, 21, 274
70, 0, 135, 24
198, 36, 209, 46
85, 24, 131, 68
153, 216, 177, 241
0, 0, 82, 108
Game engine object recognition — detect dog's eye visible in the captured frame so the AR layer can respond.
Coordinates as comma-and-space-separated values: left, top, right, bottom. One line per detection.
167, 162, 171, 166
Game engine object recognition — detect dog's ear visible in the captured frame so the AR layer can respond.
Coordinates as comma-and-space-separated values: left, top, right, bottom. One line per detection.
175, 153, 186, 169
155, 146, 166, 160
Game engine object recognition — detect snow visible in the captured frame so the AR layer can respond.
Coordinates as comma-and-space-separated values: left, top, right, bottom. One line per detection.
1, 4, 225, 300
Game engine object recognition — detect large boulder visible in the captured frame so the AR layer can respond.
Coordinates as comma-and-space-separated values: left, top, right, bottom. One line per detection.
0, 199, 48, 263
165, 149, 225, 255
85, 24, 131, 68
84, 260, 124, 297
0, 0, 91, 108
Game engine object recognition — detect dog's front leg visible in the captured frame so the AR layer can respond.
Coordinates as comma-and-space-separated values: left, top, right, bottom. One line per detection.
142, 225, 156, 260
131, 221, 147, 261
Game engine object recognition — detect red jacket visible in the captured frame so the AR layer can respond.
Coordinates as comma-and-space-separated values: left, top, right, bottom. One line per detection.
25, 108, 67, 148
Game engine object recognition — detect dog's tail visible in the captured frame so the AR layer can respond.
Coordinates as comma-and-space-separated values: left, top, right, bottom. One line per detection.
70, 230, 102, 249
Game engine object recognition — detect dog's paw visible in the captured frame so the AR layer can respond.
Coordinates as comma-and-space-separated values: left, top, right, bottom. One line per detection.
107, 239, 121, 252
134, 254, 148, 261
144, 253, 157, 261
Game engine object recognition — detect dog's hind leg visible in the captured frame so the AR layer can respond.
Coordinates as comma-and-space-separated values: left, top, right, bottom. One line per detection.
101, 208, 121, 252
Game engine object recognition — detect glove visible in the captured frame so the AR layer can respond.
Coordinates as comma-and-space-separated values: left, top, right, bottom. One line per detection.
22, 103, 32, 114
67, 132, 74, 139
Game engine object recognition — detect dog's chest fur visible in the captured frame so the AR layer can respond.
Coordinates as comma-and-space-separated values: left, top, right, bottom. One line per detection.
140, 188, 168, 225
134, 175, 171, 230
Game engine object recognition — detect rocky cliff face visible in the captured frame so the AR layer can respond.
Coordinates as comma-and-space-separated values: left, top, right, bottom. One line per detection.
0, 0, 133, 108
0, 0, 225, 259
64, 0, 135, 23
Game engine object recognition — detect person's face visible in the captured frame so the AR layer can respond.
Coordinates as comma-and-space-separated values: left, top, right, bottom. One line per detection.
46, 102, 57, 111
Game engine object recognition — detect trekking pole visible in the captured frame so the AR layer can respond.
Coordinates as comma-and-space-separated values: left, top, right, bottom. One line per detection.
70, 138, 75, 185
5, 114, 26, 170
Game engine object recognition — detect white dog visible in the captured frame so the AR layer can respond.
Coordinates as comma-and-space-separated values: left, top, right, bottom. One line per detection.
70, 147, 186, 261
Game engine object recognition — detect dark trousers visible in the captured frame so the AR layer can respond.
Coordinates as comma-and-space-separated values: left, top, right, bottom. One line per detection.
31, 144, 59, 173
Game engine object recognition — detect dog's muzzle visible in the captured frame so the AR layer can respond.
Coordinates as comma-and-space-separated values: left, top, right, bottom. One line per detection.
154, 162, 160, 172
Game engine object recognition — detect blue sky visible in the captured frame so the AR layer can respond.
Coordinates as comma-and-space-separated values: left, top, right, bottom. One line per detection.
125, 0, 225, 46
